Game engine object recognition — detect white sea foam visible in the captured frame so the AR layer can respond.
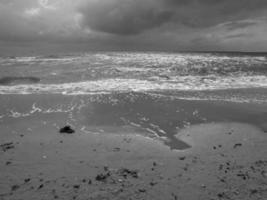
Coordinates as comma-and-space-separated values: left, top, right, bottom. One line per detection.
0, 76, 267, 95
4, 103, 76, 119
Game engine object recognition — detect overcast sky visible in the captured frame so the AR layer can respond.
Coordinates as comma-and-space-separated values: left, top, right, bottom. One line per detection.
0, 0, 267, 54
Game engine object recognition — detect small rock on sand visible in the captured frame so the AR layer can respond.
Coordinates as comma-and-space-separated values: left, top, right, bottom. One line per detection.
233, 143, 242, 149
59, 126, 75, 134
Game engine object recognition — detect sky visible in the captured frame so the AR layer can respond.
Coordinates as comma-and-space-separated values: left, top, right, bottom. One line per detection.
0, 0, 267, 54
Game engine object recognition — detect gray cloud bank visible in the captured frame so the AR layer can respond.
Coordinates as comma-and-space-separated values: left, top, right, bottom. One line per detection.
79, 0, 267, 35
0, 0, 267, 52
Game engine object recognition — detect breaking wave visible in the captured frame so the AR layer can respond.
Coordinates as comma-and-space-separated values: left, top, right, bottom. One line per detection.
0, 76, 267, 95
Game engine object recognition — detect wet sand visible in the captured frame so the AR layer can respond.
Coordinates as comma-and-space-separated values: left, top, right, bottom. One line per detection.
0, 92, 267, 200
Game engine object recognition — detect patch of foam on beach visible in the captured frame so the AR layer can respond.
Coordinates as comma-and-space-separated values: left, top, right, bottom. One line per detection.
0, 76, 267, 95
4, 103, 77, 119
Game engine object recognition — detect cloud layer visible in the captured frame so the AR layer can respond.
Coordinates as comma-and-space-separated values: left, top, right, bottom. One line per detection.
0, 0, 267, 52
79, 0, 267, 35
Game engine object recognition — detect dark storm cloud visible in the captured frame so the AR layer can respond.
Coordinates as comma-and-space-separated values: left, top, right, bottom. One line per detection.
224, 33, 253, 39
222, 21, 259, 31
79, 0, 173, 35
79, 0, 267, 35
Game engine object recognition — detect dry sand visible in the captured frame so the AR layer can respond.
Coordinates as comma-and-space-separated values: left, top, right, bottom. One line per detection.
1, 120, 267, 199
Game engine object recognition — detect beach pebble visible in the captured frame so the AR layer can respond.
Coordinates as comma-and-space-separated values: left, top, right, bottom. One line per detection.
24, 178, 31, 183
233, 143, 242, 149
179, 156, 186, 160
59, 126, 75, 134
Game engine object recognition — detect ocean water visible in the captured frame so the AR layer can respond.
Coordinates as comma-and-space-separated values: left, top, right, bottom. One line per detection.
1, 52, 267, 150
0, 52, 267, 101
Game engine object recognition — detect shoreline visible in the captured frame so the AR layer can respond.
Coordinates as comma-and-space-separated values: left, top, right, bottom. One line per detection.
0, 92, 267, 149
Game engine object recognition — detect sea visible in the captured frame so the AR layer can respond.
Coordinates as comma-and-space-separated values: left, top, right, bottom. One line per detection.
0, 51, 267, 149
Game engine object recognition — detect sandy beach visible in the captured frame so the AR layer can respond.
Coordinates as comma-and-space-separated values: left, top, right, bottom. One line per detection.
1, 92, 267, 200
1, 0, 267, 198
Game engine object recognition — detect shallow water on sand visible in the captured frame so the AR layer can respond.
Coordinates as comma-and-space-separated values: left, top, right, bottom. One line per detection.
1, 92, 266, 150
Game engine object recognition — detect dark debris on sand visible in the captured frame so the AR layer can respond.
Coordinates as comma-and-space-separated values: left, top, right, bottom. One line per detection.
0, 142, 15, 152
95, 167, 139, 183
59, 126, 75, 134
11, 185, 20, 192
3, 158, 267, 200
117, 168, 139, 179
233, 143, 242, 149
95, 172, 111, 182
215, 159, 267, 199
